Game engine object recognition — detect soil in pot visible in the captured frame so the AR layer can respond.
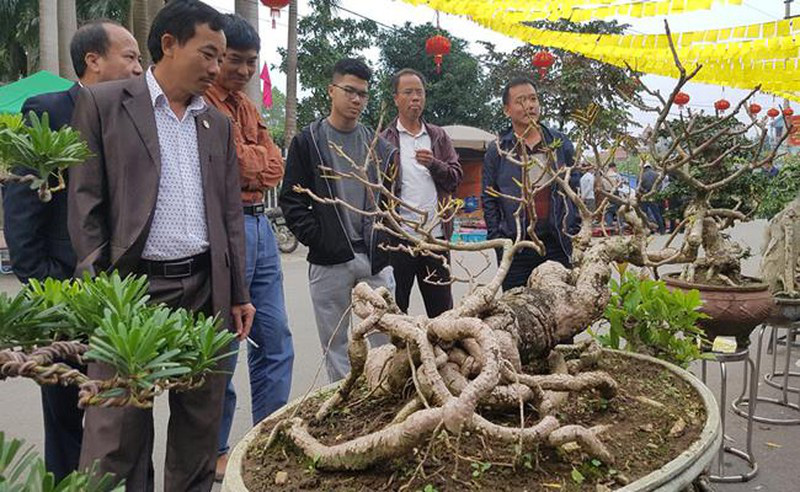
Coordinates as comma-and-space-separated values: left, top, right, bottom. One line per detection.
241, 352, 705, 491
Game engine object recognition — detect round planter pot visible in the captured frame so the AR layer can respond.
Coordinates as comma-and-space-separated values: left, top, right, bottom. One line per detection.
222, 350, 721, 492
769, 295, 800, 323
663, 273, 774, 345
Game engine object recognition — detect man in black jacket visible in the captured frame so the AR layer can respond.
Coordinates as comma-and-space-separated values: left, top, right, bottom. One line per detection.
481, 77, 581, 291
1, 20, 142, 481
279, 58, 396, 382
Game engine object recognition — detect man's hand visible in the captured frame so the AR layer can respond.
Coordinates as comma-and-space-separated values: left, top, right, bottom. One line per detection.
415, 148, 435, 167
231, 303, 256, 340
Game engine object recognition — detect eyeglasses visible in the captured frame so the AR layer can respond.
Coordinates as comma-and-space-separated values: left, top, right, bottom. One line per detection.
332, 84, 369, 100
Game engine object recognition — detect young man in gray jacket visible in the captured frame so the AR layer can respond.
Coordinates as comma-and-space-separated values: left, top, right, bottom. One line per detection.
279, 58, 396, 382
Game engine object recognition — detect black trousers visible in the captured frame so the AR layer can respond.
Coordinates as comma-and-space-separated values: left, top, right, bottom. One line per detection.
497, 231, 571, 291
41, 373, 84, 482
389, 240, 453, 318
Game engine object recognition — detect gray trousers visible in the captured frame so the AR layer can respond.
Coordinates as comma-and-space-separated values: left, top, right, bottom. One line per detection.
309, 253, 394, 382
79, 269, 226, 492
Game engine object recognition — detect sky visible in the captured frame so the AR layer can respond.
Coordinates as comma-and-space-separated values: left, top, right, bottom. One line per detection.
203, 0, 794, 127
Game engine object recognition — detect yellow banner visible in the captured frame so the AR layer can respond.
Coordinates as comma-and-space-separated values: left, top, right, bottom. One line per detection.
400, 0, 800, 102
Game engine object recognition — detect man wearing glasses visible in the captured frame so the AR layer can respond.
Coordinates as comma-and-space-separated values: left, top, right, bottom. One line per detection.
279, 58, 397, 382
481, 76, 580, 291
381, 68, 462, 318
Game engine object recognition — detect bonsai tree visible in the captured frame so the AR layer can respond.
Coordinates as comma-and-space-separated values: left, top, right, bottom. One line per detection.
0, 272, 235, 408
253, 30, 747, 478
0, 112, 89, 202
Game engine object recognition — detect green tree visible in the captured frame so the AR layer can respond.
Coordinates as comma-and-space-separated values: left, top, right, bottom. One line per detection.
376, 22, 493, 129
0, 0, 130, 83
481, 19, 642, 142
263, 86, 287, 148
277, 0, 377, 131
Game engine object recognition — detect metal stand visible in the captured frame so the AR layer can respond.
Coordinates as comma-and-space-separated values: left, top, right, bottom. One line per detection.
733, 324, 800, 425
701, 347, 758, 482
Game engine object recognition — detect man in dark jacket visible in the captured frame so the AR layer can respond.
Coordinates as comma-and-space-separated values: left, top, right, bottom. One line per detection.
481, 76, 580, 291
279, 58, 397, 382
640, 163, 665, 234
381, 68, 462, 317
1, 20, 142, 481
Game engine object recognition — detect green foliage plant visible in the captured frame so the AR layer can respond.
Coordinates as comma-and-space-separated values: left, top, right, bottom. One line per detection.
591, 265, 709, 368
0, 432, 123, 492
0, 112, 91, 202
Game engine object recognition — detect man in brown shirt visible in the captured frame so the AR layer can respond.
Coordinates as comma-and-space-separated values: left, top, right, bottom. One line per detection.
203, 13, 293, 481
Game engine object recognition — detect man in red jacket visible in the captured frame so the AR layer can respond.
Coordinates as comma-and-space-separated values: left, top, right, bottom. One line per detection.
381, 68, 463, 317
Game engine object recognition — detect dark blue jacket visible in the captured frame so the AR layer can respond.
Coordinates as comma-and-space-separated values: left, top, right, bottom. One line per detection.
481, 124, 581, 258
2, 84, 80, 283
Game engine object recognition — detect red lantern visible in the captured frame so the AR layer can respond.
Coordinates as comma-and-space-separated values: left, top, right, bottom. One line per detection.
260, 0, 290, 29
714, 99, 730, 112
748, 103, 762, 115
532, 50, 555, 78
425, 34, 451, 74
767, 108, 780, 118
674, 92, 690, 107
784, 107, 794, 117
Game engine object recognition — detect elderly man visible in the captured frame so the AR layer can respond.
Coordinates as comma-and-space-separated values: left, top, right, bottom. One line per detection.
2, 19, 142, 481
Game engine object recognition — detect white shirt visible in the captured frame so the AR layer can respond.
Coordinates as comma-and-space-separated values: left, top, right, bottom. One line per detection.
397, 120, 441, 238
580, 171, 595, 200
141, 68, 209, 260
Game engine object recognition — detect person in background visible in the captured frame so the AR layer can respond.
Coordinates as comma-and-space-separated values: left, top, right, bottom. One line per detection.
381, 68, 462, 318
579, 169, 596, 213
204, 13, 293, 482
1, 19, 142, 481
639, 163, 665, 234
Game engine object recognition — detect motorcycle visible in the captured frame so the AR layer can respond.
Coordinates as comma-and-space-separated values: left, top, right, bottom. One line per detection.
266, 207, 298, 254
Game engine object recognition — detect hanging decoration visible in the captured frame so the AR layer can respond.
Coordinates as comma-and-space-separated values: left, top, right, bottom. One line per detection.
260, 0, 290, 29
784, 107, 795, 117
714, 98, 730, 112
399, 0, 800, 102
748, 103, 761, 115
401, 0, 744, 23
767, 108, 781, 118
425, 12, 451, 74
532, 50, 555, 78
674, 92, 690, 107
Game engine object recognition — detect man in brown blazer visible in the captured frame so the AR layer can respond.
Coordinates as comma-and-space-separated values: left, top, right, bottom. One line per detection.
68, 1, 255, 490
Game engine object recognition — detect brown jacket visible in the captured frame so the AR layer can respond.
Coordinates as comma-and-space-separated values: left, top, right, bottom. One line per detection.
204, 83, 284, 203
381, 119, 462, 239
68, 75, 249, 320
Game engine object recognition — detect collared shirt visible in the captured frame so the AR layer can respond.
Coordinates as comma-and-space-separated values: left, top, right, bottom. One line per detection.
204, 83, 284, 204
396, 120, 441, 237
141, 68, 209, 260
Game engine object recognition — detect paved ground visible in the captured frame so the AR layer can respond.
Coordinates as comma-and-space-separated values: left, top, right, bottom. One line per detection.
1, 219, 798, 490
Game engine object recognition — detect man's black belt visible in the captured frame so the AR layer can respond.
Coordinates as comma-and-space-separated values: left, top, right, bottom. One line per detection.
243, 203, 266, 215
138, 251, 210, 279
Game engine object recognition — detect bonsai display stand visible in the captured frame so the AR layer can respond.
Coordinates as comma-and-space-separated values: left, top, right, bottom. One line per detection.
733, 323, 800, 426
701, 347, 758, 482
